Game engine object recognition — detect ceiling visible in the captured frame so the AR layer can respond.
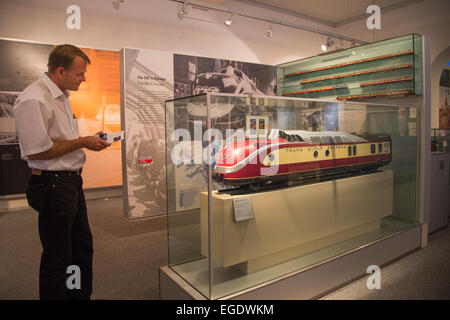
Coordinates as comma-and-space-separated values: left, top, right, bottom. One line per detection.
201, 0, 425, 27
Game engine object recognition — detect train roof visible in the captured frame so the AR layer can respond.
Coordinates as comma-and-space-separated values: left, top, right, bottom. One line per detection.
268, 129, 367, 144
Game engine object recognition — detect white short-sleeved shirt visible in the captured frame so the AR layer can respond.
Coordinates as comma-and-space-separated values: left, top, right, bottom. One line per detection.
13, 73, 86, 170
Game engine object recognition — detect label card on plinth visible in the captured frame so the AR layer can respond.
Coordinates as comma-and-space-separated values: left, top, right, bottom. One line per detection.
233, 197, 254, 222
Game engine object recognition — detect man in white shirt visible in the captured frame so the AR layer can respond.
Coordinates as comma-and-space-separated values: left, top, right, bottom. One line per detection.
13, 44, 110, 300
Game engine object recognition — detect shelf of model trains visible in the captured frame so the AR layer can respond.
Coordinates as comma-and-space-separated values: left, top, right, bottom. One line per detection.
216, 169, 382, 196
280, 82, 361, 89
296, 64, 412, 85
359, 77, 413, 87
281, 87, 337, 96
336, 90, 415, 101
281, 77, 411, 96
283, 50, 414, 78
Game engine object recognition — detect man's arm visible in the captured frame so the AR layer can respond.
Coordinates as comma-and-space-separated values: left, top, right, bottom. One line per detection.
27, 136, 110, 161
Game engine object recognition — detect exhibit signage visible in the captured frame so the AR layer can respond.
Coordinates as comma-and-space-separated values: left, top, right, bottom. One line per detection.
233, 197, 254, 222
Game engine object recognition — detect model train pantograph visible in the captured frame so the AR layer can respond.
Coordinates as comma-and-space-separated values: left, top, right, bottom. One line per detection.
213, 129, 392, 188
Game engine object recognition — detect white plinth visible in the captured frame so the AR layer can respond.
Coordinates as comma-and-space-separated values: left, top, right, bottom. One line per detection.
201, 171, 393, 273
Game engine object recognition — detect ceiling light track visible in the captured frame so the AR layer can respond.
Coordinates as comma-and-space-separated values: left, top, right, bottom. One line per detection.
170, 0, 367, 45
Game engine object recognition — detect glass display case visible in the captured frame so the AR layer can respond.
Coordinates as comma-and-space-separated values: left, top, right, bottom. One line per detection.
431, 128, 450, 152
165, 93, 419, 300
277, 34, 423, 101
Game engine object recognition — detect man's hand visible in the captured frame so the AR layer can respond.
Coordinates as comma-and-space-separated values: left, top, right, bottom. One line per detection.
27, 134, 111, 160
82, 135, 110, 151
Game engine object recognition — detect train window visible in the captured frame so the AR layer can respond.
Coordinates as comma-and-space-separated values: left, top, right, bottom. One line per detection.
311, 136, 321, 145
288, 134, 304, 142
353, 145, 357, 156
341, 137, 351, 143
314, 151, 318, 157
384, 143, 389, 152
279, 131, 288, 140
280, 132, 305, 142
378, 143, 382, 153
348, 146, 352, 156
325, 149, 330, 156
322, 136, 333, 144
371, 144, 376, 154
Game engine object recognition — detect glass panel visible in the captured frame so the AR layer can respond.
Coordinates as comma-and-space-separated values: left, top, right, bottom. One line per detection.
165, 94, 210, 298
166, 93, 418, 299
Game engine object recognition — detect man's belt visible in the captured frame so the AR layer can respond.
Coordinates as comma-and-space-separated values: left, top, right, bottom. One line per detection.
31, 168, 83, 177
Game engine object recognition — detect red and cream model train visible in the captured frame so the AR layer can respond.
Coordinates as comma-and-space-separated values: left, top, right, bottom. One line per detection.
213, 129, 391, 187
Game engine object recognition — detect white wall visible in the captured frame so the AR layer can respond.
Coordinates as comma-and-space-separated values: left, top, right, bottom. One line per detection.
0, 0, 337, 65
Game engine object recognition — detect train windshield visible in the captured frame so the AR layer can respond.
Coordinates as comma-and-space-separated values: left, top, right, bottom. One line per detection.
279, 131, 305, 142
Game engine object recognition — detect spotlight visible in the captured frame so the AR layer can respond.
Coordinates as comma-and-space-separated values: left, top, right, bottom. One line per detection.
112, 0, 124, 10
178, 2, 187, 20
321, 37, 334, 52
225, 14, 233, 26
266, 22, 272, 38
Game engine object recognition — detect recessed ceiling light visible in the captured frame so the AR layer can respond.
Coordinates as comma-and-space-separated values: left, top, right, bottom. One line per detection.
225, 14, 233, 26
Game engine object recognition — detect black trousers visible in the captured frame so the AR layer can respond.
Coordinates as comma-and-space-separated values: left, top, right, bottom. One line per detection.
26, 173, 93, 300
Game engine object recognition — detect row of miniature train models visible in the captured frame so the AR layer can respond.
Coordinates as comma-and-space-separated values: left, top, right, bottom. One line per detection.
336, 89, 414, 101
283, 49, 414, 78
359, 76, 412, 87
281, 87, 334, 96
298, 64, 412, 84
281, 76, 413, 96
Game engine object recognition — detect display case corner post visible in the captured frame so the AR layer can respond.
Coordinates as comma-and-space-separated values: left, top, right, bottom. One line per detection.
164, 99, 170, 263
418, 35, 431, 243
119, 48, 130, 220
206, 93, 214, 300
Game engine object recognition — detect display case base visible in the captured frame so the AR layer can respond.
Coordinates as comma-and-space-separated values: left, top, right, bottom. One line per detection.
159, 223, 422, 300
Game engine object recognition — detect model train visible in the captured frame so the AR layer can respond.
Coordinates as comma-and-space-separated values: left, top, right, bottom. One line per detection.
213, 129, 391, 188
